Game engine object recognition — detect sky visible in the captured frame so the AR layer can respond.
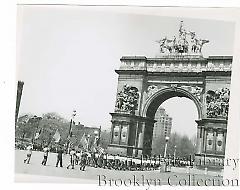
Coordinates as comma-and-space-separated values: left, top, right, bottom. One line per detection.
161, 97, 198, 138
16, 5, 235, 137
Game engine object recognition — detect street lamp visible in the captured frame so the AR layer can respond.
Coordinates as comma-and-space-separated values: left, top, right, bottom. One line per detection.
163, 136, 170, 158
173, 145, 177, 165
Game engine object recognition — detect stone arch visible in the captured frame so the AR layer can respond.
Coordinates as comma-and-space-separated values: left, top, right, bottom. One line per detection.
141, 87, 203, 120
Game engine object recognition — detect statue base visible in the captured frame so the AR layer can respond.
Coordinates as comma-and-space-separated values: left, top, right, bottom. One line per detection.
108, 112, 154, 158
155, 53, 203, 59
107, 144, 143, 157
194, 118, 227, 169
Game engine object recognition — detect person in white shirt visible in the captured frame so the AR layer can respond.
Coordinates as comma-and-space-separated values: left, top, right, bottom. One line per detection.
75, 151, 81, 165
67, 149, 76, 169
24, 144, 33, 164
41, 146, 49, 166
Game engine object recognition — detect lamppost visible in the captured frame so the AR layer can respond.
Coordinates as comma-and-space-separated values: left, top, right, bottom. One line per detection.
173, 145, 177, 166
163, 136, 170, 158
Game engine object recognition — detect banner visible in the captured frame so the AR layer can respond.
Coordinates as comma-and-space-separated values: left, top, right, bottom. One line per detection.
53, 129, 61, 143
79, 133, 88, 150
34, 128, 42, 140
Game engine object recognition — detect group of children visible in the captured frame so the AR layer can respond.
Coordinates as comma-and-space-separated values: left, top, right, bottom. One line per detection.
23, 145, 88, 171
66, 149, 88, 171
23, 145, 191, 172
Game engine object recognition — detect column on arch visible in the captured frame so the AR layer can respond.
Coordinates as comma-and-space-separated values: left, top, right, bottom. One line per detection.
196, 125, 204, 154
141, 119, 155, 156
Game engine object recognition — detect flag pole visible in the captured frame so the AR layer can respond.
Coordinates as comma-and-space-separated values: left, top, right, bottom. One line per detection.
48, 129, 57, 147
66, 119, 73, 153
66, 110, 76, 154
98, 125, 102, 146
31, 116, 42, 144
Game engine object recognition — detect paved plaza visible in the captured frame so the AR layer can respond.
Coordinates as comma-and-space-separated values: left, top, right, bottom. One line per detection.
15, 150, 224, 186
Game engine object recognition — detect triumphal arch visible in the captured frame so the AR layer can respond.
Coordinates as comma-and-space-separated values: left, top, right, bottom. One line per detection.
108, 22, 232, 165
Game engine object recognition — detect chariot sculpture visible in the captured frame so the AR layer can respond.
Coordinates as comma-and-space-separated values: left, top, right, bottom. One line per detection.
156, 21, 209, 54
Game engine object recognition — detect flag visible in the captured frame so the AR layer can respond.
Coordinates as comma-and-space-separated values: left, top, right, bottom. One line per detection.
34, 128, 42, 140
53, 129, 61, 143
93, 136, 98, 146
97, 146, 104, 155
68, 119, 73, 137
79, 133, 88, 150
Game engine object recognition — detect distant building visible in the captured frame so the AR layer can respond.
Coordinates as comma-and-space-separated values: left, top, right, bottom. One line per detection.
72, 123, 100, 139
69, 123, 101, 148
152, 107, 172, 148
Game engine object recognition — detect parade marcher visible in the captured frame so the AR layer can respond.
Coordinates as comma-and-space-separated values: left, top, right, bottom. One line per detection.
24, 144, 33, 164
41, 146, 49, 166
98, 153, 103, 168
67, 148, 76, 169
56, 146, 64, 167
95, 152, 99, 168
75, 151, 81, 165
103, 153, 107, 169
79, 152, 88, 171
114, 154, 120, 170
87, 152, 92, 166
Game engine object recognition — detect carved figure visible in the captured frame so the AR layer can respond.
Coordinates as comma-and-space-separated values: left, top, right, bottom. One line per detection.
115, 85, 139, 114
180, 85, 203, 100
191, 86, 203, 99
147, 85, 158, 97
198, 39, 209, 53
206, 88, 230, 118
156, 37, 176, 53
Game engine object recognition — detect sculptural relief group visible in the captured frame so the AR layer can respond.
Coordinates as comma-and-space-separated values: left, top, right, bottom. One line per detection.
156, 21, 209, 54
115, 84, 230, 119
206, 88, 230, 118
115, 85, 139, 114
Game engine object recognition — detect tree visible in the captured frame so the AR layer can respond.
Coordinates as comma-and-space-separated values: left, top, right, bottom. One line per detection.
35, 112, 70, 147
177, 135, 195, 158
152, 136, 165, 156
16, 114, 37, 142
151, 132, 196, 158
99, 129, 111, 149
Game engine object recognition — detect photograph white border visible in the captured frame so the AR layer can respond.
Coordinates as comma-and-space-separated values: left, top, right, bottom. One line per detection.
1, 0, 240, 190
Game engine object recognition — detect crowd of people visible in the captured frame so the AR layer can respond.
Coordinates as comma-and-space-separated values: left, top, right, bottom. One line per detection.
22, 144, 194, 172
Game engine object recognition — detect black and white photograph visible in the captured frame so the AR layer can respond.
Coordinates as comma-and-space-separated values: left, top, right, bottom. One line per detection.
13, 2, 240, 187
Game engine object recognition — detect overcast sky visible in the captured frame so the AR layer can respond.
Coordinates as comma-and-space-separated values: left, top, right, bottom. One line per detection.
16, 5, 235, 137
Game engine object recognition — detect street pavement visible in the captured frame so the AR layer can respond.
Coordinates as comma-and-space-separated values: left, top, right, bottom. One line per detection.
15, 150, 223, 186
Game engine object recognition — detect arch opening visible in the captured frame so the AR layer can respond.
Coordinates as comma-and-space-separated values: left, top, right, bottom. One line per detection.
142, 87, 202, 120
151, 97, 198, 157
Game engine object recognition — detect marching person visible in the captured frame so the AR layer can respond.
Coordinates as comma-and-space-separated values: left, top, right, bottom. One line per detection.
102, 153, 107, 169
79, 152, 87, 171
75, 151, 81, 165
24, 143, 33, 164
41, 146, 49, 166
114, 154, 120, 170
94, 151, 99, 168
56, 146, 64, 167
67, 148, 76, 169
98, 153, 103, 168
